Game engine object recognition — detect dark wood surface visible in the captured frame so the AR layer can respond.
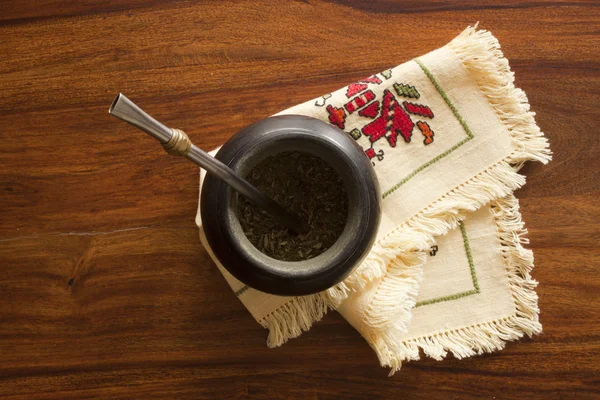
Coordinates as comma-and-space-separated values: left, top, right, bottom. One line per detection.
1, 1, 599, 398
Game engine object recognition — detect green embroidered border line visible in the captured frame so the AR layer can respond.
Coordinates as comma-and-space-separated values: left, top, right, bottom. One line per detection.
234, 285, 249, 297
415, 222, 480, 307
415, 59, 475, 141
382, 59, 475, 199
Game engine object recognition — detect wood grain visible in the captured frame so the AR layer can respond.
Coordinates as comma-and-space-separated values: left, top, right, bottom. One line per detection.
1, 1, 599, 398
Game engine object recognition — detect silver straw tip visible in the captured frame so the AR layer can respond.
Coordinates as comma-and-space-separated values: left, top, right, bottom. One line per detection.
108, 93, 124, 115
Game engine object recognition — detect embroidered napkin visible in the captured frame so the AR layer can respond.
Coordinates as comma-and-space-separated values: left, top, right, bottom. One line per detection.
195, 26, 550, 370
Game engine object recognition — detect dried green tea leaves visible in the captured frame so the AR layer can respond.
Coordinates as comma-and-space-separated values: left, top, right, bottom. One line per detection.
237, 151, 348, 261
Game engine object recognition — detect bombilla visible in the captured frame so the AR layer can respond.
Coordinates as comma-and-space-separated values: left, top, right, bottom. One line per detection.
109, 93, 308, 234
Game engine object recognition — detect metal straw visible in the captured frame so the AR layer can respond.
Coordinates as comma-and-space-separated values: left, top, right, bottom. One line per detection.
109, 93, 307, 234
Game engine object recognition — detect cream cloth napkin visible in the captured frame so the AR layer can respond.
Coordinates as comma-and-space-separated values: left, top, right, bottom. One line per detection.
195, 26, 550, 373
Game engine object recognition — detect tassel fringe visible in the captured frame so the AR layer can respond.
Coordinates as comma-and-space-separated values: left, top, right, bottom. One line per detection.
448, 25, 552, 166
260, 291, 336, 348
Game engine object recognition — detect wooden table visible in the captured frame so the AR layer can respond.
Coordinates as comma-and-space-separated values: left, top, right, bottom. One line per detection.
1, 1, 598, 398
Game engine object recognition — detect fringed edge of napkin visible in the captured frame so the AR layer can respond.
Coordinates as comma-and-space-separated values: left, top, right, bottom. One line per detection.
323, 26, 551, 338
375, 195, 542, 375
261, 292, 336, 348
